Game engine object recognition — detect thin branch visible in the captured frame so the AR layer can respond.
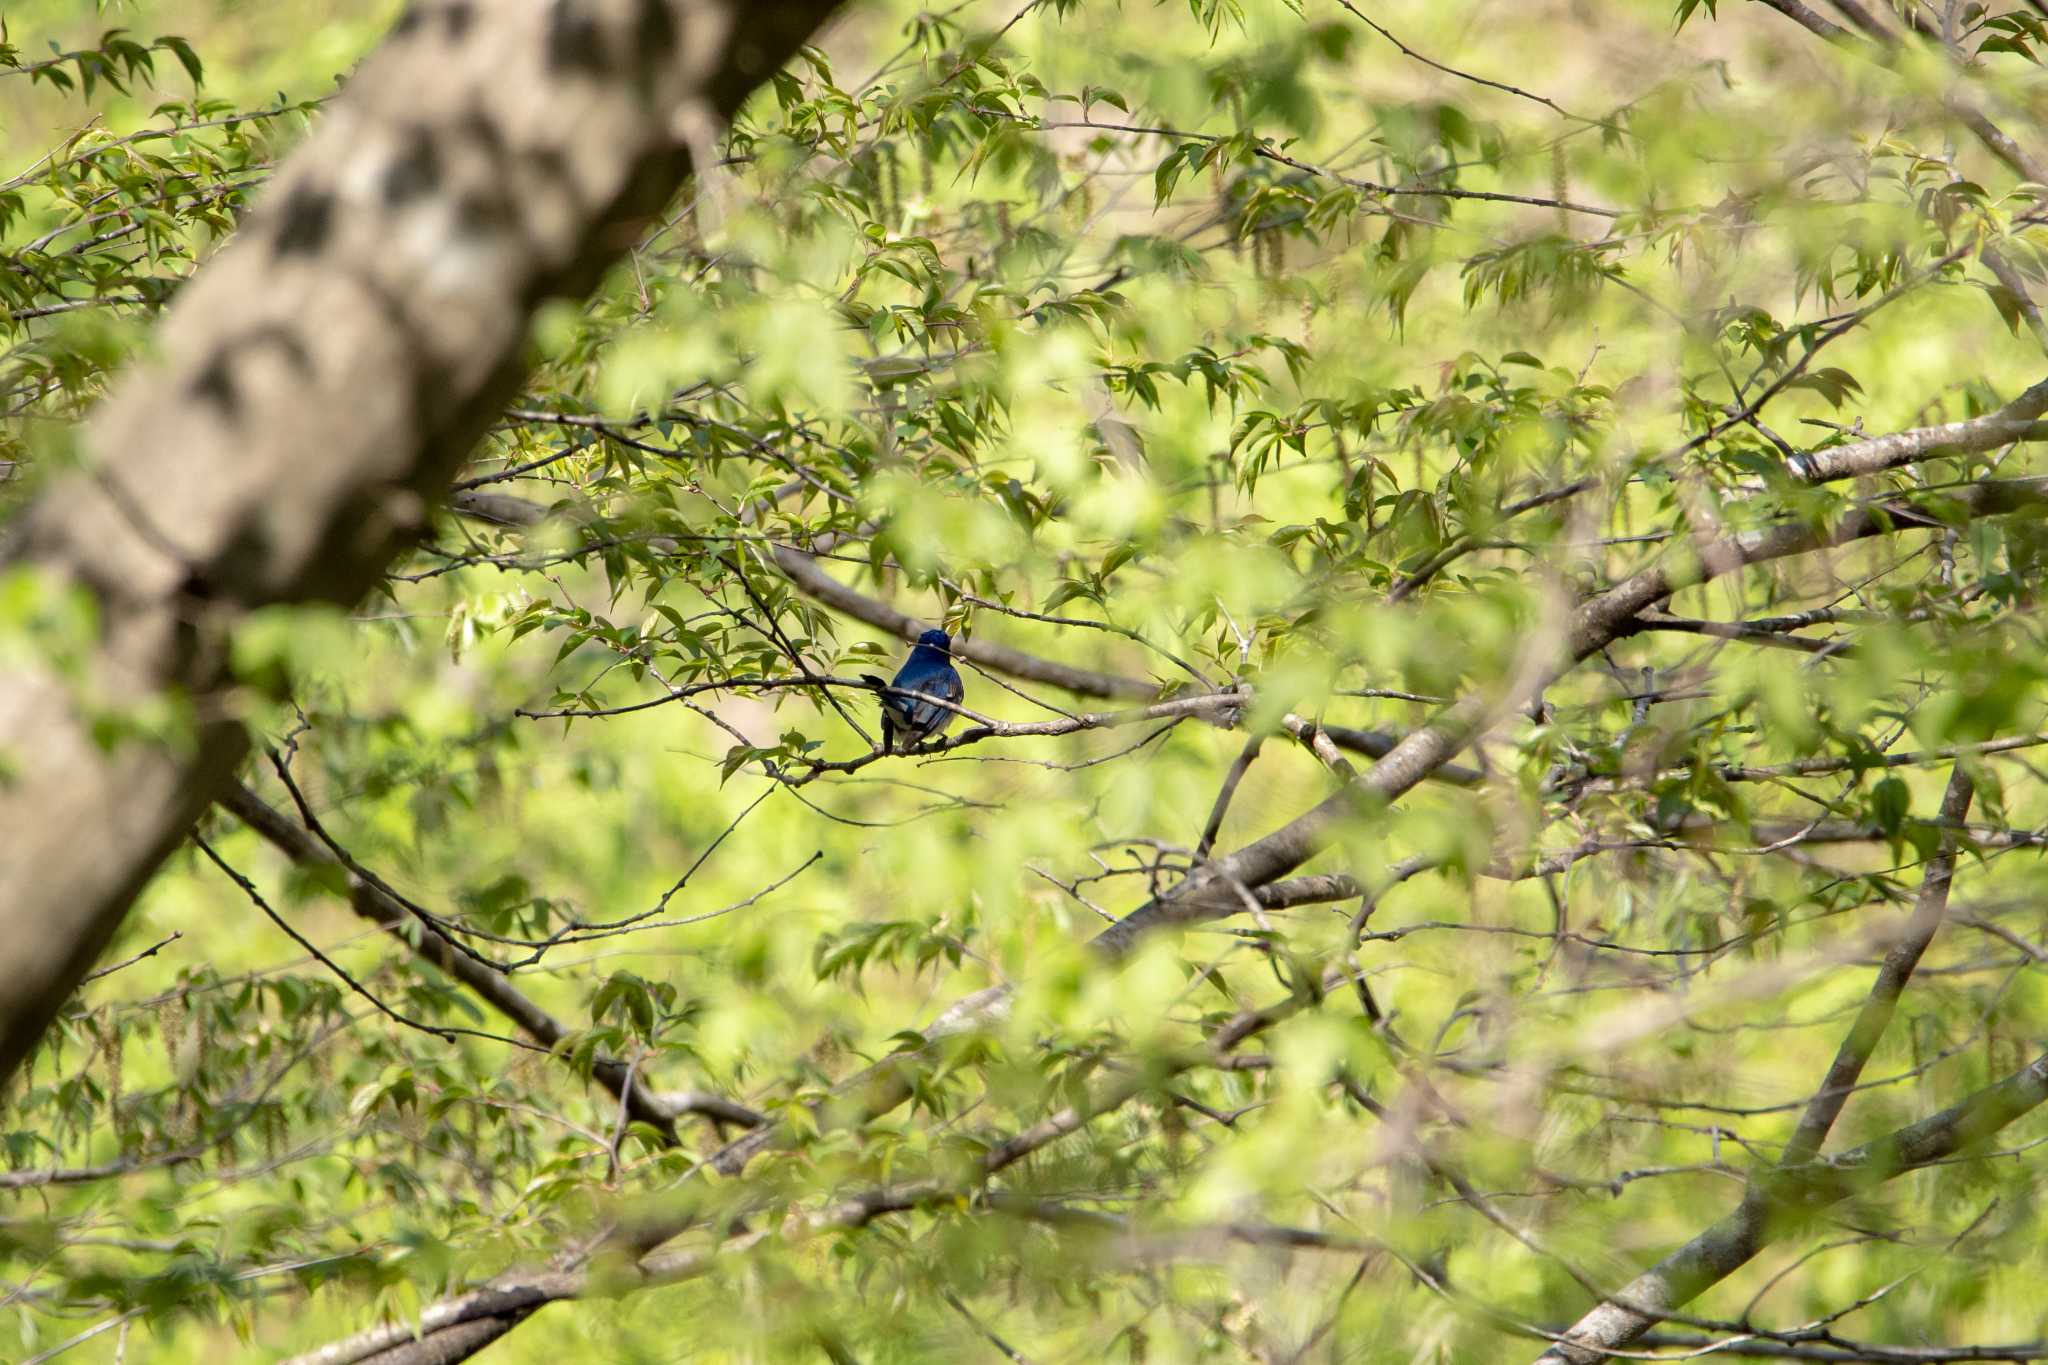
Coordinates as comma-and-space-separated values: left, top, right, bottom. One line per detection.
1632, 1334, 2048, 1361
1197, 734, 1264, 860
0, 1148, 203, 1190
1753, 0, 1861, 43
193, 834, 488, 1049
1331, 0, 1589, 122
81, 931, 181, 984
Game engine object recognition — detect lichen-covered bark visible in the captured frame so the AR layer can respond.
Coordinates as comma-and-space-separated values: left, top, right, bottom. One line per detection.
0, 0, 843, 1085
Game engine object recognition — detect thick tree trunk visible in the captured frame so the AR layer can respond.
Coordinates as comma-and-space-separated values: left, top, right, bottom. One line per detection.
0, 0, 844, 1086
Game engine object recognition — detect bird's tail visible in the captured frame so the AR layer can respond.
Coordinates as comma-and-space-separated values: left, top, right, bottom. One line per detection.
861, 674, 900, 752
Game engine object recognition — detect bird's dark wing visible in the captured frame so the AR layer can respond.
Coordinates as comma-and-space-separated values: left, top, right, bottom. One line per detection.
902, 666, 964, 740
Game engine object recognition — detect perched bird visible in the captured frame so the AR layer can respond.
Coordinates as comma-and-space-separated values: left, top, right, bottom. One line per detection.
863, 628, 964, 753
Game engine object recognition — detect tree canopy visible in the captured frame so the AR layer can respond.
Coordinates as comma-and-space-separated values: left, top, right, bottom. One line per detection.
7, 1, 2048, 1363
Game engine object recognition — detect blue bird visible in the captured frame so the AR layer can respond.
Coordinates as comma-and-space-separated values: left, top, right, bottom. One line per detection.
862, 629, 964, 753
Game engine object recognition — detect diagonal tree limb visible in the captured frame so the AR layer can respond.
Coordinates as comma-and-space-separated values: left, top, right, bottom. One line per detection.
0, 0, 848, 1088
1535, 765, 1978, 1363
1531, 1048, 2048, 1364
1197, 735, 1266, 860
1782, 383, 2048, 483
1754, 0, 1860, 43
768, 558, 1479, 779
446, 490, 1161, 702
1097, 476, 2048, 954
1779, 767, 1975, 1164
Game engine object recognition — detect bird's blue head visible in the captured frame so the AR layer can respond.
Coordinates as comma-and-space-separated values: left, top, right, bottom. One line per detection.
916, 628, 952, 654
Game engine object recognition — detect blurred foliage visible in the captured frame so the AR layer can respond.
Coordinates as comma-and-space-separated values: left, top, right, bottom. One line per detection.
7, 0, 2048, 1362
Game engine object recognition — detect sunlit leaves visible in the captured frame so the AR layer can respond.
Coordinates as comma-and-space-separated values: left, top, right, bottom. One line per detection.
1460, 235, 1623, 311
16, 0, 2048, 1360
1, 28, 204, 99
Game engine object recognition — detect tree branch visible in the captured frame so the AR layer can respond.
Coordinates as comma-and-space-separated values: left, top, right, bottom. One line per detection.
1782, 380, 2048, 482
1780, 768, 1975, 1164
